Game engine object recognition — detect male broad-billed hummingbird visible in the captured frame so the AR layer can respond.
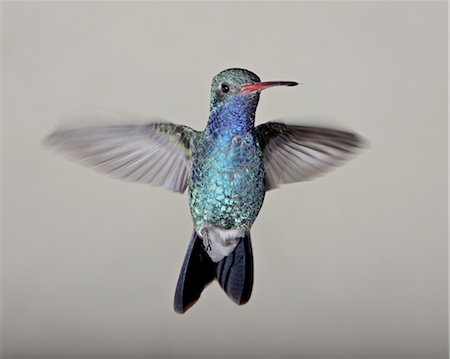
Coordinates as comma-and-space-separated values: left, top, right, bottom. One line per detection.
45, 68, 364, 313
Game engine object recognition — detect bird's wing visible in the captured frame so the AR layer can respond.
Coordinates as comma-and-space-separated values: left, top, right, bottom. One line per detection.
44, 123, 199, 193
255, 122, 365, 191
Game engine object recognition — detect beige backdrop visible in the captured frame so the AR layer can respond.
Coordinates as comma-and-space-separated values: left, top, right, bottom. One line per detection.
2, 2, 448, 358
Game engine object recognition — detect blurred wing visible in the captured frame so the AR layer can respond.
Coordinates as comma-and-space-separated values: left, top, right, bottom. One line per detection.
256, 122, 365, 191
44, 123, 199, 193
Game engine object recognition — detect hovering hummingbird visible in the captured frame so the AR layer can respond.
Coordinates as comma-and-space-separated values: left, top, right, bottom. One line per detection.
45, 68, 364, 313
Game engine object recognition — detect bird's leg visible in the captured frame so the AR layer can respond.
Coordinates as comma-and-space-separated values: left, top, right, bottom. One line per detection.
200, 228, 212, 252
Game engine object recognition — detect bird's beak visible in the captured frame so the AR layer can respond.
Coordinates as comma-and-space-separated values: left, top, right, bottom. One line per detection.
240, 81, 298, 93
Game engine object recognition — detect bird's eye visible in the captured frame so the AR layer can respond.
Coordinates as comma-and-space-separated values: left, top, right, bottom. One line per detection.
220, 83, 230, 93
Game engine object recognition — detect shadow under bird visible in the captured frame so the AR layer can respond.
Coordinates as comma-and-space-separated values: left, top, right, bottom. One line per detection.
45, 68, 364, 313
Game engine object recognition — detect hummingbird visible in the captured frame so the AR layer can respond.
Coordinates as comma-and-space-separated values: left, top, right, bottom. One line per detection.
45, 68, 364, 313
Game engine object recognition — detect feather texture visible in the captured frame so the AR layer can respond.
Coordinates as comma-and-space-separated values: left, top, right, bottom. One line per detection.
44, 123, 199, 193
174, 231, 254, 313
256, 122, 365, 190
215, 232, 253, 305
174, 231, 216, 314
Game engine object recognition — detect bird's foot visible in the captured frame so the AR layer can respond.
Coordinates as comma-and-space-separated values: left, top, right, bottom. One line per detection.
200, 228, 212, 252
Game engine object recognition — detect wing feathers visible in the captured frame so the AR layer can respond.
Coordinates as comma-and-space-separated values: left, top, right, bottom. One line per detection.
45, 123, 199, 193
256, 122, 365, 190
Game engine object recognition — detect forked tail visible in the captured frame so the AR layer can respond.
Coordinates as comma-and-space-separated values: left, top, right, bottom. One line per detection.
174, 230, 253, 314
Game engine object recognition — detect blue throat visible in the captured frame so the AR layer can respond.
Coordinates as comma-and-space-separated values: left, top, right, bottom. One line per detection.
206, 95, 259, 138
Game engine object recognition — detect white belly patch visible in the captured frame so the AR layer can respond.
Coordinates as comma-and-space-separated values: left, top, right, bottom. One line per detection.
197, 225, 245, 262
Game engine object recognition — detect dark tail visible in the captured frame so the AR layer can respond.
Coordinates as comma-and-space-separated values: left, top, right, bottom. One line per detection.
174, 230, 253, 314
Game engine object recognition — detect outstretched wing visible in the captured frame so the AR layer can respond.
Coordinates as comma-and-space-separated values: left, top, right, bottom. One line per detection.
44, 123, 199, 193
256, 122, 365, 191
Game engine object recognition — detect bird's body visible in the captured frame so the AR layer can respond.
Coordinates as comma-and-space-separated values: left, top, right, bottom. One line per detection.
190, 129, 265, 259
190, 103, 266, 261
45, 68, 364, 314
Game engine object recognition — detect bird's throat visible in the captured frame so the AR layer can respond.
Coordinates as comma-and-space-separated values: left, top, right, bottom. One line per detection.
207, 99, 258, 137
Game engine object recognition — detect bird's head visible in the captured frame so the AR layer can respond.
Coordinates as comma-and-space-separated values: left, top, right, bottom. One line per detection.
209, 68, 298, 116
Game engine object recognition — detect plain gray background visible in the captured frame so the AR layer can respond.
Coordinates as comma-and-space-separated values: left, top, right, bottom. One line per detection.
1, 1, 448, 358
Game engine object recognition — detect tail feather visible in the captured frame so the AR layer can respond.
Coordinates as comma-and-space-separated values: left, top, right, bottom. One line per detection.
216, 232, 253, 305
174, 231, 254, 313
174, 231, 216, 314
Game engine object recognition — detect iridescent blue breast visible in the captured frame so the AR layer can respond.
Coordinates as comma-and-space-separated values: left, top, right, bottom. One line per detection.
189, 130, 265, 231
